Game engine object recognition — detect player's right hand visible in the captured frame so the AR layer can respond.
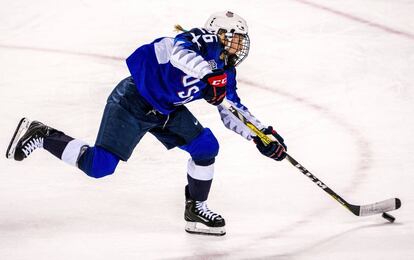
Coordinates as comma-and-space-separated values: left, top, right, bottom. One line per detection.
253, 126, 287, 161
202, 69, 227, 106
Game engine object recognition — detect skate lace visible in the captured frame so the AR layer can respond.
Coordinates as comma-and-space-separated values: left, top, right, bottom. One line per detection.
22, 137, 44, 157
195, 201, 219, 221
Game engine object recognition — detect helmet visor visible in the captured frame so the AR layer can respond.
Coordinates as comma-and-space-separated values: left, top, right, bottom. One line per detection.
223, 33, 250, 66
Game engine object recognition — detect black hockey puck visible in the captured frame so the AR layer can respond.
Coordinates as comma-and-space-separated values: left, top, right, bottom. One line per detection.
382, 212, 395, 223
395, 198, 402, 209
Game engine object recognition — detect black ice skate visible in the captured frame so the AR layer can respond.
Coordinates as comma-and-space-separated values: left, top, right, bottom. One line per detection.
6, 118, 54, 161
184, 199, 226, 236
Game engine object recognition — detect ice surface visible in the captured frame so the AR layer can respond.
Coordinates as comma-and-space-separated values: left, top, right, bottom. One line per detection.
0, 0, 413, 259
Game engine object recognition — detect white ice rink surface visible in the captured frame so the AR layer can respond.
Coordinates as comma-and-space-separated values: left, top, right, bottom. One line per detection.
1, 0, 413, 259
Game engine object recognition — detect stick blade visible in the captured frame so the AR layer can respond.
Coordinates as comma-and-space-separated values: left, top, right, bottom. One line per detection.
358, 198, 401, 216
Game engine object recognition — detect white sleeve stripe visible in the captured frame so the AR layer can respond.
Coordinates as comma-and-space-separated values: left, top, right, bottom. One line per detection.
192, 58, 204, 68
180, 52, 197, 63
154, 38, 174, 64
176, 50, 193, 60
217, 99, 266, 140
226, 99, 265, 127
170, 42, 212, 79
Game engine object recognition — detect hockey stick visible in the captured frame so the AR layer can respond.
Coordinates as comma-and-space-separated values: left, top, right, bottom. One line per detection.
221, 101, 401, 221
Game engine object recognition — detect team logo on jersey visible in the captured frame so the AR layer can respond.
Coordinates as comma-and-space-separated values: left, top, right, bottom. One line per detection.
208, 59, 217, 70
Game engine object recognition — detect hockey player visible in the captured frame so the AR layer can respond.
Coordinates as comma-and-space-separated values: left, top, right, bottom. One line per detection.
6, 11, 287, 236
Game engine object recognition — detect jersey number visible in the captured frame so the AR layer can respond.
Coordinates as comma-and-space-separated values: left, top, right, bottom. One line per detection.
190, 28, 218, 48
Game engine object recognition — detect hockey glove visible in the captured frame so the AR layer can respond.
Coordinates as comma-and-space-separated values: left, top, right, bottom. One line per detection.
202, 69, 227, 106
253, 126, 287, 161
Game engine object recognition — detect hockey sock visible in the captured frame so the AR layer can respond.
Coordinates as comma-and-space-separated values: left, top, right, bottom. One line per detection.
186, 158, 214, 201
43, 131, 87, 166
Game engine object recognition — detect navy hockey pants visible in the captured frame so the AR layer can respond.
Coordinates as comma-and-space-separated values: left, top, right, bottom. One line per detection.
77, 77, 219, 200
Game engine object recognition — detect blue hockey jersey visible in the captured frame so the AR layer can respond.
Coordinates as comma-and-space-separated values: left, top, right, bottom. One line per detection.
126, 27, 265, 140
127, 28, 242, 113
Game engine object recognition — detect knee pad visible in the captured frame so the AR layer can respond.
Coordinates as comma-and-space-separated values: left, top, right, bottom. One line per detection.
78, 146, 120, 178
180, 128, 219, 162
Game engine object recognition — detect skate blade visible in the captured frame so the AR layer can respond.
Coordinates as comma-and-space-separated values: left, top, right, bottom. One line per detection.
185, 221, 226, 236
6, 118, 31, 159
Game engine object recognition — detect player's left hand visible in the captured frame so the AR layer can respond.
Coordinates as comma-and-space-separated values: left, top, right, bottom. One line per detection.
253, 126, 287, 161
202, 69, 227, 105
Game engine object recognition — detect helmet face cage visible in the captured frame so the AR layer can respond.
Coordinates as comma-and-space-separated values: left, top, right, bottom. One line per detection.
220, 29, 250, 67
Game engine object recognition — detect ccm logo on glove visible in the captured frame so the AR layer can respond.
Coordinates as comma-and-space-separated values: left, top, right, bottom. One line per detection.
207, 75, 227, 87
202, 70, 227, 106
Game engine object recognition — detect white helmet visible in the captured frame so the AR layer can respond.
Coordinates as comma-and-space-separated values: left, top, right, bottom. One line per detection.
205, 11, 248, 35
205, 11, 250, 67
